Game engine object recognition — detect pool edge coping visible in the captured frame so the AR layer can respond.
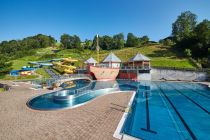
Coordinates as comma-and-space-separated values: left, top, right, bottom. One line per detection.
113, 90, 139, 140
26, 87, 136, 111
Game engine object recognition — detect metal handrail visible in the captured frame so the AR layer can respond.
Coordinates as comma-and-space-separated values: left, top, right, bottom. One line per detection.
77, 66, 151, 70
152, 66, 210, 72
120, 66, 151, 70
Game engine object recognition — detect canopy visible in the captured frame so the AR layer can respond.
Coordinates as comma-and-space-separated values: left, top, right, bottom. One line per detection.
128, 53, 150, 62
102, 52, 121, 63
84, 57, 97, 64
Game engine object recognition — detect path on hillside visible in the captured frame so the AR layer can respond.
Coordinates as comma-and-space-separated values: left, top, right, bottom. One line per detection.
45, 68, 60, 79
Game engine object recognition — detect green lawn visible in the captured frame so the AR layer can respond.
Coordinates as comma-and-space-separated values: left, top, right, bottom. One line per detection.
11, 47, 57, 70
12, 59, 31, 69
0, 74, 39, 80
151, 58, 195, 68
0, 88, 4, 92
35, 68, 51, 78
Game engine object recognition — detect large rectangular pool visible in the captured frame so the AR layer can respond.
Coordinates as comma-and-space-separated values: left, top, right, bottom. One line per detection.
122, 81, 210, 140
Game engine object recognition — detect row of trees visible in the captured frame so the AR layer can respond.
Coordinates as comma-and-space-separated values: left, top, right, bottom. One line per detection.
0, 34, 56, 59
60, 33, 150, 50
0, 34, 56, 75
126, 33, 149, 47
91, 33, 125, 50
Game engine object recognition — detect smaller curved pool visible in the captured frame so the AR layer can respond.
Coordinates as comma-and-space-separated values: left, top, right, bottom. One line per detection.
27, 80, 136, 110
27, 88, 119, 110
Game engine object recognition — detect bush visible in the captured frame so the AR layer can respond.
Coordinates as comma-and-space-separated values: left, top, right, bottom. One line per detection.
184, 49, 192, 57
159, 39, 174, 46
200, 58, 210, 68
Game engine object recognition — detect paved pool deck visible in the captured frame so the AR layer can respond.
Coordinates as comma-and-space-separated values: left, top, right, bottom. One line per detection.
0, 82, 132, 140
0, 80, 209, 140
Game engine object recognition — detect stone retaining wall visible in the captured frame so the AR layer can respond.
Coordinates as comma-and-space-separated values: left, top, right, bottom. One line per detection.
151, 68, 208, 81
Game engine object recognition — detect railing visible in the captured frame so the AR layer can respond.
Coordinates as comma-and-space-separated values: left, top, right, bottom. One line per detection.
74, 83, 92, 96
28, 74, 93, 89
77, 66, 151, 70
61, 74, 92, 80
51, 74, 92, 82
120, 66, 151, 70
53, 80, 93, 100
55, 87, 119, 102
152, 66, 210, 72
77, 67, 87, 70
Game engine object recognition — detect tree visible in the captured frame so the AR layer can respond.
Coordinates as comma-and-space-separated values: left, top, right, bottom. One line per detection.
208, 48, 210, 58
184, 49, 192, 57
84, 39, 92, 49
172, 11, 197, 42
60, 34, 71, 49
113, 33, 124, 49
126, 33, 139, 47
190, 20, 210, 58
0, 55, 12, 75
140, 36, 149, 45
0, 34, 56, 60
159, 37, 174, 46
200, 57, 210, 68
194, 19, 210, 46
35, 34, 55, 48
73, 35, 81, 49
91, 35, 98, 50
60, 34, 81, 49
100, 35, 113, 50
21, 38, 40, 49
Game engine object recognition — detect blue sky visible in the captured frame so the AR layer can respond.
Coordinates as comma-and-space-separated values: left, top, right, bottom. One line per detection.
0, 0, 210, 42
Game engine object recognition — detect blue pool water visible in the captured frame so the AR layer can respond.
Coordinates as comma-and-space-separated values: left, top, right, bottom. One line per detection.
28, 80, 210, 139
122, 81, 210, 140
60, 79, 90, 90
28, 80, 120, 110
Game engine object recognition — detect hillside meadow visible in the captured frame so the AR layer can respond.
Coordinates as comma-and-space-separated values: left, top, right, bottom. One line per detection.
1, 45, 196, 80
11, 45, 196, 69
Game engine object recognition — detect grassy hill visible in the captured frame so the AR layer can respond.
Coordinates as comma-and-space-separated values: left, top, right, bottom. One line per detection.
1, 44, 197, 80
11, 45, 197, 70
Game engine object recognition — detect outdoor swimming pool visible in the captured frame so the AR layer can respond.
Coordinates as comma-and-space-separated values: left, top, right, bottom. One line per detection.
121, 81, 210, 140
27, 80, 122, 110
27, 80, 210, 139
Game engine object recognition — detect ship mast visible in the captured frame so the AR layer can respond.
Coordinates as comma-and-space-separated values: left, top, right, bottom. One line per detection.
96, 34, 100, 63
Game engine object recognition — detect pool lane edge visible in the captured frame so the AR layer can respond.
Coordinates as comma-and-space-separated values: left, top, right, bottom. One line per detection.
113, 91, 138, 140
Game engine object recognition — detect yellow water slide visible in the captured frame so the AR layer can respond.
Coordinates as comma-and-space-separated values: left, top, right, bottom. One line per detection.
53, 57, 77, 74
63, 58, 78, 63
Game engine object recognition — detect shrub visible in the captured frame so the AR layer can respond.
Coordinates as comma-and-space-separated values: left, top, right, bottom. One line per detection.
184, 49, 192, 57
